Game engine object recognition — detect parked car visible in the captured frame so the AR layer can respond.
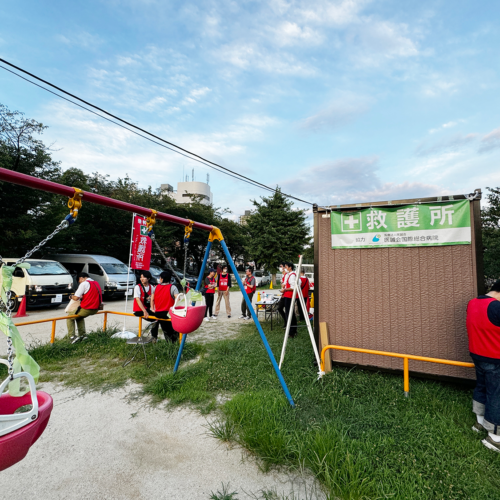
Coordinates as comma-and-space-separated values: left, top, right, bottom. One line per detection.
48, 254, 136, 299
0, 258, 74, 311
254, 270, 271, 287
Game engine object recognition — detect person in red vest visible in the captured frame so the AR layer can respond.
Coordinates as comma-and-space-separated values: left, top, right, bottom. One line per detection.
204, 268, 217, 321
66, 272, 102, 344
280, 262, 297, 337
215, 265, 232, 318
298, 269, 310, 322
466, 279, 500, 452
133, 270, 158, 338
240, 267, 256, 320
151, 270, 179, 342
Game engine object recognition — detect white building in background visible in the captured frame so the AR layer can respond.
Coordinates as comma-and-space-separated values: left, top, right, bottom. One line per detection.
161, 181, 213, 206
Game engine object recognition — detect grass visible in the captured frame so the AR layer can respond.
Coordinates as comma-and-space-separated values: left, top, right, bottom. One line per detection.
4, 322, 500, 499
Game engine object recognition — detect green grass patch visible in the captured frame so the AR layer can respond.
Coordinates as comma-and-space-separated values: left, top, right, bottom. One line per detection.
5, 321, 500, 499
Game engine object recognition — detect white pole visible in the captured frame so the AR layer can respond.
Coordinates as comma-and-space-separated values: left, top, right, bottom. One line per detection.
123, 212, 135, 331
279, 255, 302, 369
296, 284, 321, 368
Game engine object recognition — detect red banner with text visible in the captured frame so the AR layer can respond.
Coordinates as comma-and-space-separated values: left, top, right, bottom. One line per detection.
130, 215, 152, 270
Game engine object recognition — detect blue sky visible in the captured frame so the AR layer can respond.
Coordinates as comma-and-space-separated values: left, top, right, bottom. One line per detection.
1, 0, 500, 220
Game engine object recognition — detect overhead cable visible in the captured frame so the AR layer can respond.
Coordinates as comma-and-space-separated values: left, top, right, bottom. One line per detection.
0, 58, 313, 206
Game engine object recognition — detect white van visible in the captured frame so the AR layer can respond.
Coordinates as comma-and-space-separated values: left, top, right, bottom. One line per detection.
47, 254, 136, 299
0, 259, 74, 311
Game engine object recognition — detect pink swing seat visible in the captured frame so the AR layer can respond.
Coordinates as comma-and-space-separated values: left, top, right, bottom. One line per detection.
169, 304, 206, 334
0, 390, 53, 471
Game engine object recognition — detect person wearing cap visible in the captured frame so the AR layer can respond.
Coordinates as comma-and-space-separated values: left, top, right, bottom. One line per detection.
215, 265, 232, 318
240, 267, 256, 320
151, 270, 179, 342
204, 268, 217, 321
66, 272, 102, 344
466, 279, 500, 452
133, 270, 158, 338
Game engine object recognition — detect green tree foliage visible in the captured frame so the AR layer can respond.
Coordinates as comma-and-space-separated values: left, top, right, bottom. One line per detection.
245, 189, 310, 280
482, 187, 500, 285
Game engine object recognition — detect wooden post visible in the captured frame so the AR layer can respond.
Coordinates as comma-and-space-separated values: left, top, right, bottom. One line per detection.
320, 322, 332, 373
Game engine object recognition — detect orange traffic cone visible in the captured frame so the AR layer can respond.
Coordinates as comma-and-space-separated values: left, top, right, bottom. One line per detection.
14, 295, 29, 318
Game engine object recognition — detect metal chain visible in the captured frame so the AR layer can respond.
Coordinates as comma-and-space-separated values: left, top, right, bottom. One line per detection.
15, 218, 70, 266
4, 289, 15, 379
151, 234, 186, 293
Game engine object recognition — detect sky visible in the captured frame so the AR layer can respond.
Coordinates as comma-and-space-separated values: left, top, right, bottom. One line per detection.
1, 0, 500, 221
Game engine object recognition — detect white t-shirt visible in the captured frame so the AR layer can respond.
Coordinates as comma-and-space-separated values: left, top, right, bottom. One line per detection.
286, 272, 296, 289
74, 278, 94, 298
134, 284, 155, 299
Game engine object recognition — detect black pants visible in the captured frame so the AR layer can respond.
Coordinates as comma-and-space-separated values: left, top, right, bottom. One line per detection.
205, 293, 215, 317
154, 310, 179, 343
283, 297, 297, 337
241, 291, 254, 317
298, 295, 307, 321
277, 296, 286, 323
134, 309, 158, 338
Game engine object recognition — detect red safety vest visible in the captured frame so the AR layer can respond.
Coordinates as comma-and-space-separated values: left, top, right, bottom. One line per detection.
300, 276, 310, 298
218, 274, 229, 291
205, 277, 216, 294
80, 280, 102, 310
244, 276, 256, 294
467, 297, 500, 359
283, 272, 296, 298
133, 284, 153, 312
154, 284, 175, 312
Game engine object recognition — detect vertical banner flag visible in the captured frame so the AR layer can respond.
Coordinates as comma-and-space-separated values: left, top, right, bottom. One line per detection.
331, 199, 471, 249
131, 215, 152, 269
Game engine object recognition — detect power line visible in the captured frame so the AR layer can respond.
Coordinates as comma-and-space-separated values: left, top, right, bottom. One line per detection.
0, 58, 314, 206
0, 64, 275, 193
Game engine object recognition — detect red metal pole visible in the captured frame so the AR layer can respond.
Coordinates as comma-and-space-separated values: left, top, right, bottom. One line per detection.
0, 168, 213, 232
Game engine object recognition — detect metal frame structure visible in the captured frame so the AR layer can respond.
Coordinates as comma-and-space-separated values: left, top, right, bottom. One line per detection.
0, 167, 295, 407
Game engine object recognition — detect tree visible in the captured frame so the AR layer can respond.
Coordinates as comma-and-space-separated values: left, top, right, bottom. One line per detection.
482, 187, 500, 286
245, 189, 310, 284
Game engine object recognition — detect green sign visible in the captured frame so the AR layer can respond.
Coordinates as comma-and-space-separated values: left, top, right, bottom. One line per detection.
331, 200, 471, 249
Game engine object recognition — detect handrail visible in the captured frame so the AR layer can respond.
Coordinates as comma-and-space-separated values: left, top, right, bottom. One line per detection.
320, 345, 474, 396
14, 310, 173, 344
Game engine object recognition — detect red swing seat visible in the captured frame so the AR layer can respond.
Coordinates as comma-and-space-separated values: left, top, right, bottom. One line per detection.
0, 390, 53, 471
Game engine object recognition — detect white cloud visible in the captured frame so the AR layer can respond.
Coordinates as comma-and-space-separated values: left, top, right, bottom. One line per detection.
299, 97, 371, 131
415, 133, 478, 157
273, 21, 324, 46
55, 31, 103, 49
429, 119, 465, 134
479, 126, 500, 153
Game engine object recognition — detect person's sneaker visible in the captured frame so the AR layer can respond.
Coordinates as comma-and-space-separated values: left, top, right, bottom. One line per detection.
70, 335, 81, 344
227, 315, 231, 318
203, 317, 210, 322
472, 422, 486, 433
245, 316, 251, 320
239, 315, 246, 319
482, 435, 500, 452
151, 337, 158, 344
211, 315, 217, 319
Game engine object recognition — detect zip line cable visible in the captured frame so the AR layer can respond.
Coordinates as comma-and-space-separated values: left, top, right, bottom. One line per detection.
0, 58, 314, 206
0, 65, 275, 193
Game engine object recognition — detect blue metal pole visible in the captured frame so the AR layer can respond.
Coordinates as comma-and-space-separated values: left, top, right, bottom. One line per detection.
174, 242, 212, 373
173, 333, 187, 372
220, 240, 295, 407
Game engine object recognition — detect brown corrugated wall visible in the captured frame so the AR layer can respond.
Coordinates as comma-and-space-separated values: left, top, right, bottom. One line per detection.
315, 197, 482, 380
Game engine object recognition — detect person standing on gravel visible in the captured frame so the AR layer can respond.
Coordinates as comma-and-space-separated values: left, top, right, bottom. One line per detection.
215, 265, 232, 318
66, 272, 102, 344
466, 279, 500, 452
204, 268, 217, 321
240, 267, 256, 320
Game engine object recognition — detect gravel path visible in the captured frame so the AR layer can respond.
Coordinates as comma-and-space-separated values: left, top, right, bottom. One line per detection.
0, 383, 321, 500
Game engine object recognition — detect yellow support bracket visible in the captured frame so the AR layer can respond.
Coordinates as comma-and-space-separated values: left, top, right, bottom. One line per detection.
68, 188, 83, 218
184, 220, 194, 240
146, 209, 158, 233
208, 226, 224, 242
